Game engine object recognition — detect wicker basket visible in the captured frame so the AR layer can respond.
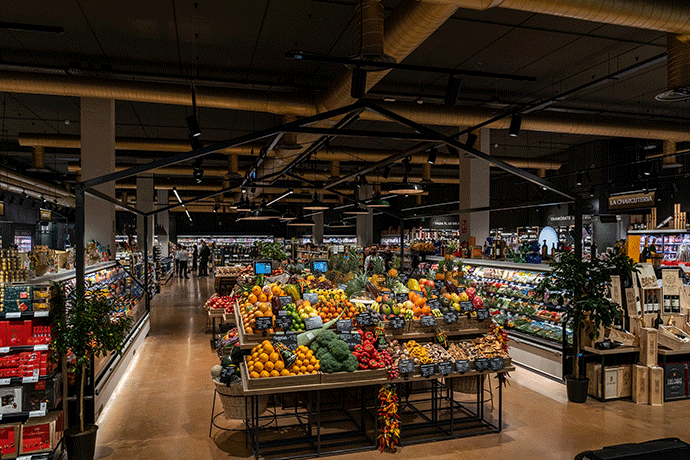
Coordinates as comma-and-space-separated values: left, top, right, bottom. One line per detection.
452, 374, 486, 394
213, 379, 268, 420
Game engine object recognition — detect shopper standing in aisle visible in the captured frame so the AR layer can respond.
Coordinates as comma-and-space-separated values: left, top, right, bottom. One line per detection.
192, 244, 198, 274
198, 240, 211, 276
174, 244, 180, 276
382, 245, 393, 271
177, 246, 189, 279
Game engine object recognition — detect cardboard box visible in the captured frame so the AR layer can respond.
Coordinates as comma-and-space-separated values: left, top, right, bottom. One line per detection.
587, 363, 601, 398
639, 327, 658, 366
20, 411, 63, 455
649, 365, 664, 406
0, 387, 22, 414
617, 364, 632, 398
0, 423, 20, 457
23, 375, 62, 412
605, 367, 618, 400
633, 364, 649, 404
664, 363, 687, 399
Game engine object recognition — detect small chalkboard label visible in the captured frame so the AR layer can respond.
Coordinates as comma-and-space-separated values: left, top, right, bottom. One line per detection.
474, 358, 490, 372
444, 311, 458, 324
396, 292, 408, 303
303, 293, 319, 304
338, 283, 347, 291
438, 361, 453, 375
275, 315, 293, 330
435, 280, 445, 291
398, 273, 409, 285
273, 333, 298, 350
461, 301, 474, 312
412, 290, 424, 299
420, 363, 436, 378
255, 316, 273, 330
398, 359, 415, 374
420, 315, 437, 327
476, 309, 490, 321
337, 319, 353, 333
389, 316, 405, 329
356, 312, 372, 327
490, 357, 506, 371
455, 360, 471, 373
427, 298, 440, 310
340, 332, 361, 350
279, 296, 293, 307
304, 316, 324, 330
431, 288, 441, 298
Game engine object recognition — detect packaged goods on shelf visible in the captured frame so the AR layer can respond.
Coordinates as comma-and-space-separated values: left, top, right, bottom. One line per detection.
19, 411, 63, 455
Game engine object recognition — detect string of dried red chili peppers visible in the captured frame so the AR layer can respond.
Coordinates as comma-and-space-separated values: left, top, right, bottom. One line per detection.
377, 384, 400, 452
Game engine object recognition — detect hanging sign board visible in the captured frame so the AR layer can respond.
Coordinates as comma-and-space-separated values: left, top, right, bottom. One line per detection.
608, 191, 655, 210
39, 209, 51, 222
429, 216, 460, 230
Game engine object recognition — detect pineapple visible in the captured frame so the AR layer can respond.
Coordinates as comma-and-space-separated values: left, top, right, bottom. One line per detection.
371, 256, 386, 276
345, 273, 368, 297
391, 256, 401, 271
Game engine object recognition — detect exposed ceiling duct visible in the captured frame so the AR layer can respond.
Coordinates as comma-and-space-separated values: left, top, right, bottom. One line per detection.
657, 34, 690, 101
0, 166, 74, 207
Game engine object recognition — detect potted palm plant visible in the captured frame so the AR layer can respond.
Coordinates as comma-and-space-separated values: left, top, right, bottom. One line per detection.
534, 251, 621, 403
51, 283, 133, 460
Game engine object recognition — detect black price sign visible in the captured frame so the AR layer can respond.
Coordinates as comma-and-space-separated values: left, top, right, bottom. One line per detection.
398, 359, 415, 374
444, 311, 458, 324
254, 316, 273, 331
455, 360, 471, 373
431, 288, 441, 298
427, 298, 440, 310
303, 293, 319, 304
489, 357, 506, 371
420, 363, 436, 378
336, 319, 353, 333
412, 290, 424, 299
273, 333, 297, 350
461, 301, 474, 312
338, 283, 347, 291
340, 332, 362, 350
438, 361, 453, 375
304, 316, 324, 330
420, 315, 437, 327
396, 292, 408, 303
476, 309, 490, 321
474, 358, 490, 372
279, 296, 293, 307
398, 273, 409, 285
389, 316, 405, 329
356, 312, 372, 327
275, 315, 293, 330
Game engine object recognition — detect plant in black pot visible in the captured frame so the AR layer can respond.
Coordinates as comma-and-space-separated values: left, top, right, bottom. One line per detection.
51, 283, 133, 460
534, 251, 621, 403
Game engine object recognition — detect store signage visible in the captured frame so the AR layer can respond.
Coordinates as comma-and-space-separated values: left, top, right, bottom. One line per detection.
389, 316, 405, 329
455, 360, 471, 373
420, 315, 436, 327
303, 293, 318, 305
304, 316, 323, 330
474, 358, 490, 372
275, 315, 293, 330
434, 280, 445, 291
444, 311, 458, 324
355, 312, 373, 327
429, 216, 460, 230
476, 309, 490, 321
460, 301, 474, 312
254, 316, 273, 331
279, 296, 292, 307
490, 357, 506, 371
340, 332, 361, 350
608, 191, 655, 210
438, 361, 453, 375
398, 359, 415, 375
336, 319, 353, 333
273, 333, 297, 350
39, 209, 51, 221
427, 298, 440, 310
395, 292, 408, 303
420, 363, 436, 377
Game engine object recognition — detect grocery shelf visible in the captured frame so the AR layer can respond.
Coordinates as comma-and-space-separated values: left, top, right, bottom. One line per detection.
0, 311, 51, 319
0, 373, 58, 386
0, 344, 49, 353
459, 258, 552, 272
0, 408, 48, 421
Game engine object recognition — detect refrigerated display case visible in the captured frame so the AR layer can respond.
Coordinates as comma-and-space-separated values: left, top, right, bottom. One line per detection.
629, 229, 690, 262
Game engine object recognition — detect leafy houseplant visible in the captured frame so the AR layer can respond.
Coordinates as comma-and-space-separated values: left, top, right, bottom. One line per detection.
51, 282, 133, 460
534, 251, 622, 402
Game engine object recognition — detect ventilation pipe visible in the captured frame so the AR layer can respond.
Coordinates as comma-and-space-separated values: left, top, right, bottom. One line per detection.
27, 146, 48, 172
661, 140, 682, 169
657, 34, 690, 101
331, 161, 340, 178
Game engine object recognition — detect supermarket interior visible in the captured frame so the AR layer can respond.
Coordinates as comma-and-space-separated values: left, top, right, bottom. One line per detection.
3, 1, 690, 459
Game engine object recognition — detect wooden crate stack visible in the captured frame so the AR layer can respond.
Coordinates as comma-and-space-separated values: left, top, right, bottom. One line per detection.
646, 208, 657, 229
632, 327, 664, 406
674, 204, 687, 230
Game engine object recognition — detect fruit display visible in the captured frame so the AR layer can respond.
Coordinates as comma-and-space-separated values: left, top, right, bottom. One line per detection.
213, 344, 243, 384
215, 265, 253, 276
491, 311, 572, 344
282, 303, 305, 331
312, 288, 358, 321
247, 340, 319, 378
217, 327, 239, 348
205, 293, 238, 314
309, 330, 358, 373
352, 334, 393, 370
410, 242, 435, 253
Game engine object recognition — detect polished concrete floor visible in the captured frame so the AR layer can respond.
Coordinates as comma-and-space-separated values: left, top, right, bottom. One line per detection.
95, 276, 690, 460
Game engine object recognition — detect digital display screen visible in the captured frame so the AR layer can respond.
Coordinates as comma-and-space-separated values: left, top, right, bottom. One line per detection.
312, 260, 328, 273
254, 261, 272, 275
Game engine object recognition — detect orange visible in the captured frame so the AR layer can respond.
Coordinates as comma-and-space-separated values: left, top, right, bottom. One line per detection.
280, 369, 290, 376
314, 363, 320, 371
306, 364, 314, 372
252, 285, 262, 296
259, 370, 270, 378
258, 293, 268, 303
300, 366, 307, 373
258, 302, 270, 314
274, 360, 285, 371
250, 371, 260, 379
245, 327, 254, 334
253, 361, 264, 373
269, 352, 279, 362
248, 294, 258, 304
270, 370, 280, 377
258, 353, 269, 363
421, 305, 431, 316
264, 361, 274, 372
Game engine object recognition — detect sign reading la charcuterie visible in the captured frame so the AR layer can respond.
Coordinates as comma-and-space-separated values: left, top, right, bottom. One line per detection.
608, 191, 655, 210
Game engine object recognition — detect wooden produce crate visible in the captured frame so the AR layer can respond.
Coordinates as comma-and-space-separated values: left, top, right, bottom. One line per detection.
320, 368, 388, 383
241, 361, 319, 390
658, 325, 690, 351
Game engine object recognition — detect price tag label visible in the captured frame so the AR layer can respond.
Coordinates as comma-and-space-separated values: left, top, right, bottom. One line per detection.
0, 379, 10, 385
412, 290, 424, 299
476, 309, 490, 321
279, 296, 293, 307
275, 315, 293, 330
340, 332, 361, 350
28, 410, 45, 418
427, 298, 440, 310
455, 360, 471, 373
5, 312, 21, 319
398, 359, 415, 374
490, 357, 506, 371
444, 311, 458, 324
273, 333, 297, 350
254, 316, 273, 331
336, 319, 353, 333
435, 280, 445, 291
388, 316, 405, 329
355, 312, 372, 327
338, 283, 347, 291
431, 288, 441, 298
461, 301, 474, 312
304, 316, 323, 331
395, 292, 408, 303
22, 376, 38, 384
34, 311, 49, 317
437, 361, 453, 375
474, 358, 490, 372
0, 348, 9, 354
420, 363, 436, 378
303, 293, 319, 304
420, 315, 436, 327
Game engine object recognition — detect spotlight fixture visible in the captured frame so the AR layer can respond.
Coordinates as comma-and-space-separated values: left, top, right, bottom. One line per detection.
213, 206, 218, 213
41, 195, 47, 203
303, 192, 329, 211
427, 147, 437, 165
389, 175, 424, 195
287, 211, 315, 227
382, 165, 392, 179
465, 132, 478, 149
508, 114, 522, 137
239, 199, 281, 221
351, 68, 367, 99
190, 136, 204, 151
192, 158, 204, 184
589, 186, 595, 197
186, 114, 201, 137
641, 162, 652, 176
576, 172, 583, 186
444, 75, 461, 106
280, 209, 297, 222
267, 189, 293, 206
366, 192, 390, 208
235, 196, 252, 212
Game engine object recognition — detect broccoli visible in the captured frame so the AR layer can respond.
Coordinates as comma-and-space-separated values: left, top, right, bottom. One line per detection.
315, 346, 329, 361
320, 354, 343, 373
316, 330, 337, 346
328, 339, 351, 362
307, 329, 356, 373
342, 354, 358, 372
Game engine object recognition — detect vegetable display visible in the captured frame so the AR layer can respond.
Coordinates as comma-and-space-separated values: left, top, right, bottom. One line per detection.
309, 330, 358, 373
377, 385, 400, 452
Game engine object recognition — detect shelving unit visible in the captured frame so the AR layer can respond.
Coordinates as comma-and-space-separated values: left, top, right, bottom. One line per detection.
628, 230, 690, 262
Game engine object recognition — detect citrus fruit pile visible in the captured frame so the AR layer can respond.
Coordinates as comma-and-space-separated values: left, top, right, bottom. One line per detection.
246, 341, 319, 378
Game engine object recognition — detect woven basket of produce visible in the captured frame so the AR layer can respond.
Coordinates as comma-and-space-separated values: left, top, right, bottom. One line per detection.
213, 379, 268, 419
452, 374, 486, 394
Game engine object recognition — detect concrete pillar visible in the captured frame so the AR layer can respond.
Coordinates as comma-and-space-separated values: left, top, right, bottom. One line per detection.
80, 98, 116, 256
356, 185, 374, 247
458, 127, 490, 245
136, 175, 155, 252
156, 189, 169, 257
313, 212, 324, 244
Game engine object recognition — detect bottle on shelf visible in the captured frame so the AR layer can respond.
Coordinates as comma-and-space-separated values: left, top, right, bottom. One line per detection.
541, 240, 548, 257
550, 243, 556, 256
654, 310, 664, 329
653, 293, 659, 312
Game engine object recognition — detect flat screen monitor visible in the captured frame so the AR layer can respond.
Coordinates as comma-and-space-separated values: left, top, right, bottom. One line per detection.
312, 260, 328, 274
254, 260, 272, 275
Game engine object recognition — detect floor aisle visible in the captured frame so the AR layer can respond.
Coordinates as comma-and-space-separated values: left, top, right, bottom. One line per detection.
95, 277, 690, 460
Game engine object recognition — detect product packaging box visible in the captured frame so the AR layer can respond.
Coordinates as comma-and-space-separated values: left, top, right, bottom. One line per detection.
3, 299, 32, 313
663, 362, 688, 399
617, 364, 632, 398
639, 327, 658, 366
587, 363, 601, 398
23, 374, 62, 412
6, 320, 32, 347
4, 286, 32, 301
0, 387, 22, 414
20, 410, 63, 455
604, 367, 618, 400
649, 365, 664, 406
0, 423, 20, 457
0, 321, 9, 347
633, 364, 649, 404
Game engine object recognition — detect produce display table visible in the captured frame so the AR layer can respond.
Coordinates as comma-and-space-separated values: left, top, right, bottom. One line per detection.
207, 308, 226, 345
582, 346, 640, 402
